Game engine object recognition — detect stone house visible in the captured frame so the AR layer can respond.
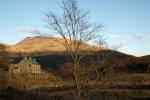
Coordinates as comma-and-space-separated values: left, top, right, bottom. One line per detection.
9, 57, 41, 74
8, 57, 62, 88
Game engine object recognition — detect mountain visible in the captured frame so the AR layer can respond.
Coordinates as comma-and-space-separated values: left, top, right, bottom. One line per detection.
5, 36, 149, 74
5, 36, 99, 57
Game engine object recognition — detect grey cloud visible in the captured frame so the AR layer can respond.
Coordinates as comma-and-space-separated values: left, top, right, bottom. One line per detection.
131, 35, 145, 40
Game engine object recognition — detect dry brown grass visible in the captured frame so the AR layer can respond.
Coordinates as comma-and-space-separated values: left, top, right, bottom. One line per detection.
103, 73, 150, 86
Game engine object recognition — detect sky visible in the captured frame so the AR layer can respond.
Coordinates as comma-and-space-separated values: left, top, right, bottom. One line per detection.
0, 0, 150, 56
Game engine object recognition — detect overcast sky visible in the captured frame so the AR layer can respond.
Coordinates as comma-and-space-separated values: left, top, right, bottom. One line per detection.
0, 0, 150, 56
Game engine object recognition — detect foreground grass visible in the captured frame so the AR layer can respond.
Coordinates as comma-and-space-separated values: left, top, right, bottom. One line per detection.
1, 73, 150, 100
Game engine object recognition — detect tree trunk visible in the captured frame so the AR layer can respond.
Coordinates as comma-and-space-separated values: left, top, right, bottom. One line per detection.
73, 62, 83, 100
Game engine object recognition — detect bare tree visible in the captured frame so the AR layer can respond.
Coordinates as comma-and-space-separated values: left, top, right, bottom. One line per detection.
34, 0, 103, 99
95, 35, 107, 49
91, 36, 123, 86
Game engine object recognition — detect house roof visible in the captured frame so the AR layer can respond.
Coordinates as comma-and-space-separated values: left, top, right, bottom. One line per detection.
29, 57, 39, 64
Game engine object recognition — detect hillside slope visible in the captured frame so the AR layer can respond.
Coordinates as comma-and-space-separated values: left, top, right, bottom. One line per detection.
6, 36, 99, 56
